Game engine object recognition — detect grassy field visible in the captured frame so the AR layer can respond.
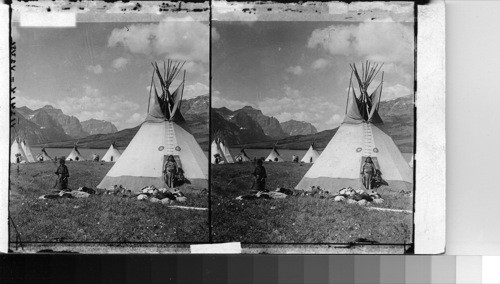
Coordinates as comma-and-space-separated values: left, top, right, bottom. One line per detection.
211, 162, 413, 244
9, 162, 209, 244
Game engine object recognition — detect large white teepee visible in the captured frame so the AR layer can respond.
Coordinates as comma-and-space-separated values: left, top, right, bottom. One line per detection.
37, 147, 53, 162
296, 62, 413, 191
301, 143, 320, 163
101, 143, 121, 162
97, 60, 208, 191
10, 138, 35, 163
266, 146, 284, 162
66, 145, 85, 161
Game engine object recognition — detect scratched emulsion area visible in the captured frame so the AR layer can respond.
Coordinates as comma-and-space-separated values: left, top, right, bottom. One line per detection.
212, 1, 414, 22
11, 1, 210, 23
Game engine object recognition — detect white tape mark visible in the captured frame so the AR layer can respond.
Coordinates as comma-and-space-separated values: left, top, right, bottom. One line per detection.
366, 207, 412, 214
167, 205, 208, 211
190, 242, 242, 254
20, 12, 76, 27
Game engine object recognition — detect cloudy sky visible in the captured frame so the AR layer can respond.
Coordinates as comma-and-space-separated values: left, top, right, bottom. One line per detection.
13, 17, 209, 130
212, 19, 414, 131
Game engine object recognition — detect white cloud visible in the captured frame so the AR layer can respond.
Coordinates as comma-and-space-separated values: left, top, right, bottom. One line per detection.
183, 61, 207, 77
108, 16, 209, 63
311, 58, 330, 70
85, 64, 103, 74
212, 95, 252, 111
184, 82, 209, 99
126, 112, 144, 125
14, 96, 53, 110
57, 85, 141, 129
285, 65, 304, 75
111, 57, 129, 70
325, 114, 343, 129
382, 84, 412, 101
307, 19, 413, 64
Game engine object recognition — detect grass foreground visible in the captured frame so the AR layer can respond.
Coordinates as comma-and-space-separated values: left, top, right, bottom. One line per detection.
9, 161, 209, 245
211, 162, 413, 244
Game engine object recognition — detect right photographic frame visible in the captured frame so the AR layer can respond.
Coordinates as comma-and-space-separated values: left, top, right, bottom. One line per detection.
209, 1, 445, 254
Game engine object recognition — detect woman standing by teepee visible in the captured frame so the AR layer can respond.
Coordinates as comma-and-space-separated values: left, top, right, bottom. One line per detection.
164, 155, 178, 188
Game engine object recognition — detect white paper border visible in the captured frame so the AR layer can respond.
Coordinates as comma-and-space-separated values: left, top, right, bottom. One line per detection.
414, 0, 446, 254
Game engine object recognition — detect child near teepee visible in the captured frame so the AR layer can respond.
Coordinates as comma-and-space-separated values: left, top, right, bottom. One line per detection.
252, 159, 267, 192
55, 158, 70, 191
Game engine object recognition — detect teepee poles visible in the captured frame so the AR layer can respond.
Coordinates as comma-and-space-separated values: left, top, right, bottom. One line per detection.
348, 61, 385, 122
345, 70, 354, 115
150, 60, 187, 120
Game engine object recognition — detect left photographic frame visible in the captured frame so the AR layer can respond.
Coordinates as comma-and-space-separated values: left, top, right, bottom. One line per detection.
8, 1, 210, 253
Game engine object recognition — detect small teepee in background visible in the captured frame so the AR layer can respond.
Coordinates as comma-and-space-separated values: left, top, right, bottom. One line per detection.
211, 131, 234, 164
66, 144, 85, 161
296, 62, 412, 191
236, 148, 251, 162
97, 60, 208, 191
211, 138, 225, 164
20, 139, 35, 162
10, 138, 27, 163
10, 138, 35, 163
301, 142, 320, 163
219, 139, 234, 164
102, 142, 121, 162
38, 147, 53, 162
266, 143, 284, 162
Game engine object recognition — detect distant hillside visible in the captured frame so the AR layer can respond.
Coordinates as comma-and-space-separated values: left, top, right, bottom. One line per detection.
40, 95, 209, 151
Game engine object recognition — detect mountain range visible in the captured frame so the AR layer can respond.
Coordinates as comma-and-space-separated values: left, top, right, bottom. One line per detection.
11, 94, 412, 153
36, 95, 210, 151
13, 105, 118, 144
213, 95, 414, 153
211, 105, 318, 145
